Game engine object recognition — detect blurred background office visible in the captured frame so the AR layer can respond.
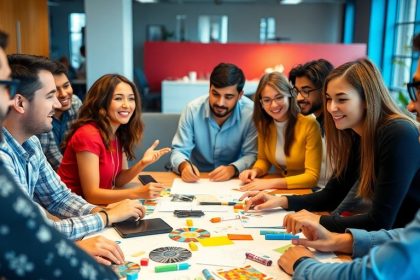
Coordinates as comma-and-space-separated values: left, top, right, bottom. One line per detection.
0, 0, 416, 115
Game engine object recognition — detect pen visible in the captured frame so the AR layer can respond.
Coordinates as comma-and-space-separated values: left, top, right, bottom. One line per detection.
186, 159, 198, 176
154, 263, 191, 273
202, 268, 215, 280
200, 201, 237, 206
245, 252, 273, 266
265, 233, 299, 240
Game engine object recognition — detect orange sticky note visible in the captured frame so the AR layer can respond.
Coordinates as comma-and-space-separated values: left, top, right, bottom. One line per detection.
198, 236, 234, 246
227, 234, 253, 240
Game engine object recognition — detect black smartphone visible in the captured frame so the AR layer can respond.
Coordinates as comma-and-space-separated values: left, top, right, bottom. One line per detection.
138, 174, 158, 185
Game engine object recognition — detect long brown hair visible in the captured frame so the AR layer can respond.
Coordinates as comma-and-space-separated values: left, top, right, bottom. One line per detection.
253, 72, 300, 156
63, 74, 143, 160
323, 58, 415, 199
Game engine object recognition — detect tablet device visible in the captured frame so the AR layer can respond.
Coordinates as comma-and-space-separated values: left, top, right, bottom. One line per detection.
113, 218, 173, 238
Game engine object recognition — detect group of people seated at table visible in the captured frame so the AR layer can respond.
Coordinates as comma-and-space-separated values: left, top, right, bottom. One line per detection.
0, 27, 419, 279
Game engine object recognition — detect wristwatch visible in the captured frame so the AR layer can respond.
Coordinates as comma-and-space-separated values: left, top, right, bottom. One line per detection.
293, 256, 311, 271
229, 164, 239, 178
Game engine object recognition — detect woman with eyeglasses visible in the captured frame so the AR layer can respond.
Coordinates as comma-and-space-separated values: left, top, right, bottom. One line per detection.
239, 71, 322, 190
241, 58, 420, 233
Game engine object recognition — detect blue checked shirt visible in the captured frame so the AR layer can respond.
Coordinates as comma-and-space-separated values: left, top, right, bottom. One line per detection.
37, 95, 82, 170
170, 95, 257, 173
0, 127, 104, 240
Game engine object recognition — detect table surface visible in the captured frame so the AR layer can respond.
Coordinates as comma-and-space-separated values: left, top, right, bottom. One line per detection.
96, 172, 350, 280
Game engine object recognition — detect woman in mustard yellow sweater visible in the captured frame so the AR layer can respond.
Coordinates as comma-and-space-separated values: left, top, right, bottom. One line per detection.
239, 72, 322, 190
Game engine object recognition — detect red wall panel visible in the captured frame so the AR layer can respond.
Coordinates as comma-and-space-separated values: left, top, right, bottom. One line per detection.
144, 42, 367, 91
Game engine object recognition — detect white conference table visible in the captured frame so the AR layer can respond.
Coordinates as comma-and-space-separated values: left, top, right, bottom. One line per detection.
90, 173, 347, 280
161, 79, 259, 113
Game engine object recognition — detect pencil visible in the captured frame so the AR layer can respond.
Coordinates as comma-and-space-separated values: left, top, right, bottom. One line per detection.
186, 159, 198, 176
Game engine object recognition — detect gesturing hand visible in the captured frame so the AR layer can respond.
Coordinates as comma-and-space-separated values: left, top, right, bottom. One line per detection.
141, 140, 171, 166
283, 209, 321, 235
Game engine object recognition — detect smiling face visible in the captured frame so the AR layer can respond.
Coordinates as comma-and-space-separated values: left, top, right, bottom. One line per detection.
22, 70, 61, 135
326, 76, 366, 135
295, 76, 323, 117
53, 73, 73, 117
260, 85, 290, 122
107, 81, 136, 132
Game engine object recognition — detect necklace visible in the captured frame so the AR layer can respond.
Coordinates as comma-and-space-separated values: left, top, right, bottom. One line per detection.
111, 138, 120, 188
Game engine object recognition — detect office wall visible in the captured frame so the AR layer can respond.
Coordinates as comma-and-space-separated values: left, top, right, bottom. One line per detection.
133, 2, 344, 69
145, 42, 366, 91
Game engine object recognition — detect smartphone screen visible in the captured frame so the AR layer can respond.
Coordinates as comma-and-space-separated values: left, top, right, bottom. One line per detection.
138, 174, 158, 185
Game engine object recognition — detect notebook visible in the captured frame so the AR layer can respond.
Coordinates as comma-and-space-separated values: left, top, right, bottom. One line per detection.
113, 218, 173, 238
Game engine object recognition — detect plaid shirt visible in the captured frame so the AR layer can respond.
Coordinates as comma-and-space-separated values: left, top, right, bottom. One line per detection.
37, 95, 82, 170
0, 127, 104, 240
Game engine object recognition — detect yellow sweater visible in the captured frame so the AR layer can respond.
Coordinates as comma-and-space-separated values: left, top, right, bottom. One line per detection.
253, 114, 322, 189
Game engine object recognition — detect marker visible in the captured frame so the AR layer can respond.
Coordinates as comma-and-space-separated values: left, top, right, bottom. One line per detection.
200, 201, 237, 206
265, 233, 299, 240
186, 159, 198, 176
260, 230, 286, 235
155, 263, 190, 273
210, 216, 240, 223
245, 252, 272, 266
202, 268, 215, 280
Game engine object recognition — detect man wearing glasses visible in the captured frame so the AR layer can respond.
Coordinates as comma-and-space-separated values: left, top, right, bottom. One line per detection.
407, 34, 420, 123
288, 60, 333, 189
288, 59, 333, 136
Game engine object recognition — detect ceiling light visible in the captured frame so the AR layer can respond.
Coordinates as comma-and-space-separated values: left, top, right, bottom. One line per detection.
135, 0, 158, 3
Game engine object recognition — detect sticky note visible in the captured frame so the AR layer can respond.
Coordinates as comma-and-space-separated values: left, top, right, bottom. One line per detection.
274, 244, 293, 254
227, 234, 253, 240
198, 236, 234, 246
131, 250, 145, 257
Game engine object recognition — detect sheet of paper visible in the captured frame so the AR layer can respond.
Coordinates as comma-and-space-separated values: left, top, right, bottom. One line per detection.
240, 209, 291, 228
195, 248, 246, 267
170, 178, 243, 198
198, 236, 234, 246
156, 197, 230, 212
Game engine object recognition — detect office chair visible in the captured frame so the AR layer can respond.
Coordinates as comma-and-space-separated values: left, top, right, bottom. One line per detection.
134, 68, 161, 112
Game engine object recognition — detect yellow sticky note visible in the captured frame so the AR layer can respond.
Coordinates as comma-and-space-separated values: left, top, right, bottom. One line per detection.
189, 241, 198, 251
198, 236, 234, 247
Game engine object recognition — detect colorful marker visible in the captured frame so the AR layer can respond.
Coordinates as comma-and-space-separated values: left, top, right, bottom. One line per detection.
154, 263, 191, 273
200, 201, 237, 206
265, 233, 299, 240
245, 252, 273, 266
202, 268, 215, 280
260, 230, 286, 235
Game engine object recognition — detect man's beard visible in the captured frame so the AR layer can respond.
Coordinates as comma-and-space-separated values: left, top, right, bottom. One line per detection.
210, 104, 235, 118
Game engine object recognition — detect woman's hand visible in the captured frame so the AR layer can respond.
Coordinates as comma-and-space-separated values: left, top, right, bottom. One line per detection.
239, 191, 287, 211
141, 140, 171, 166
239, 178, 281, 191
278, 246, 314, 275
283, 209, 321, 235
137, 183, 165, 198
239, 169, 258, 183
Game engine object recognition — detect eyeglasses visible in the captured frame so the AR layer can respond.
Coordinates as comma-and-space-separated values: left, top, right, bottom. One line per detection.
260, 94, 289, 107
407, 80, 420, 102
0, 79, 20, 98
293, 87, 321, 98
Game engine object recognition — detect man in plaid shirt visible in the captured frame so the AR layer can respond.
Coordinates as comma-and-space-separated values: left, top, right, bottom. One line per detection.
37, 61, 82, 170
1, 54, 145, 240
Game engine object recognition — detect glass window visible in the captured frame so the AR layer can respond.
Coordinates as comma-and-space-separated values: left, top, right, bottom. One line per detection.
69, 13, 86, 69
260, 17, 276, 43
390, 0, 418, 94
198, 15, 228, 43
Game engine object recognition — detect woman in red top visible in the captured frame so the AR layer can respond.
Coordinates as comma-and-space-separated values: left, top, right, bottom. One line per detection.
58, 74, 170, 204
